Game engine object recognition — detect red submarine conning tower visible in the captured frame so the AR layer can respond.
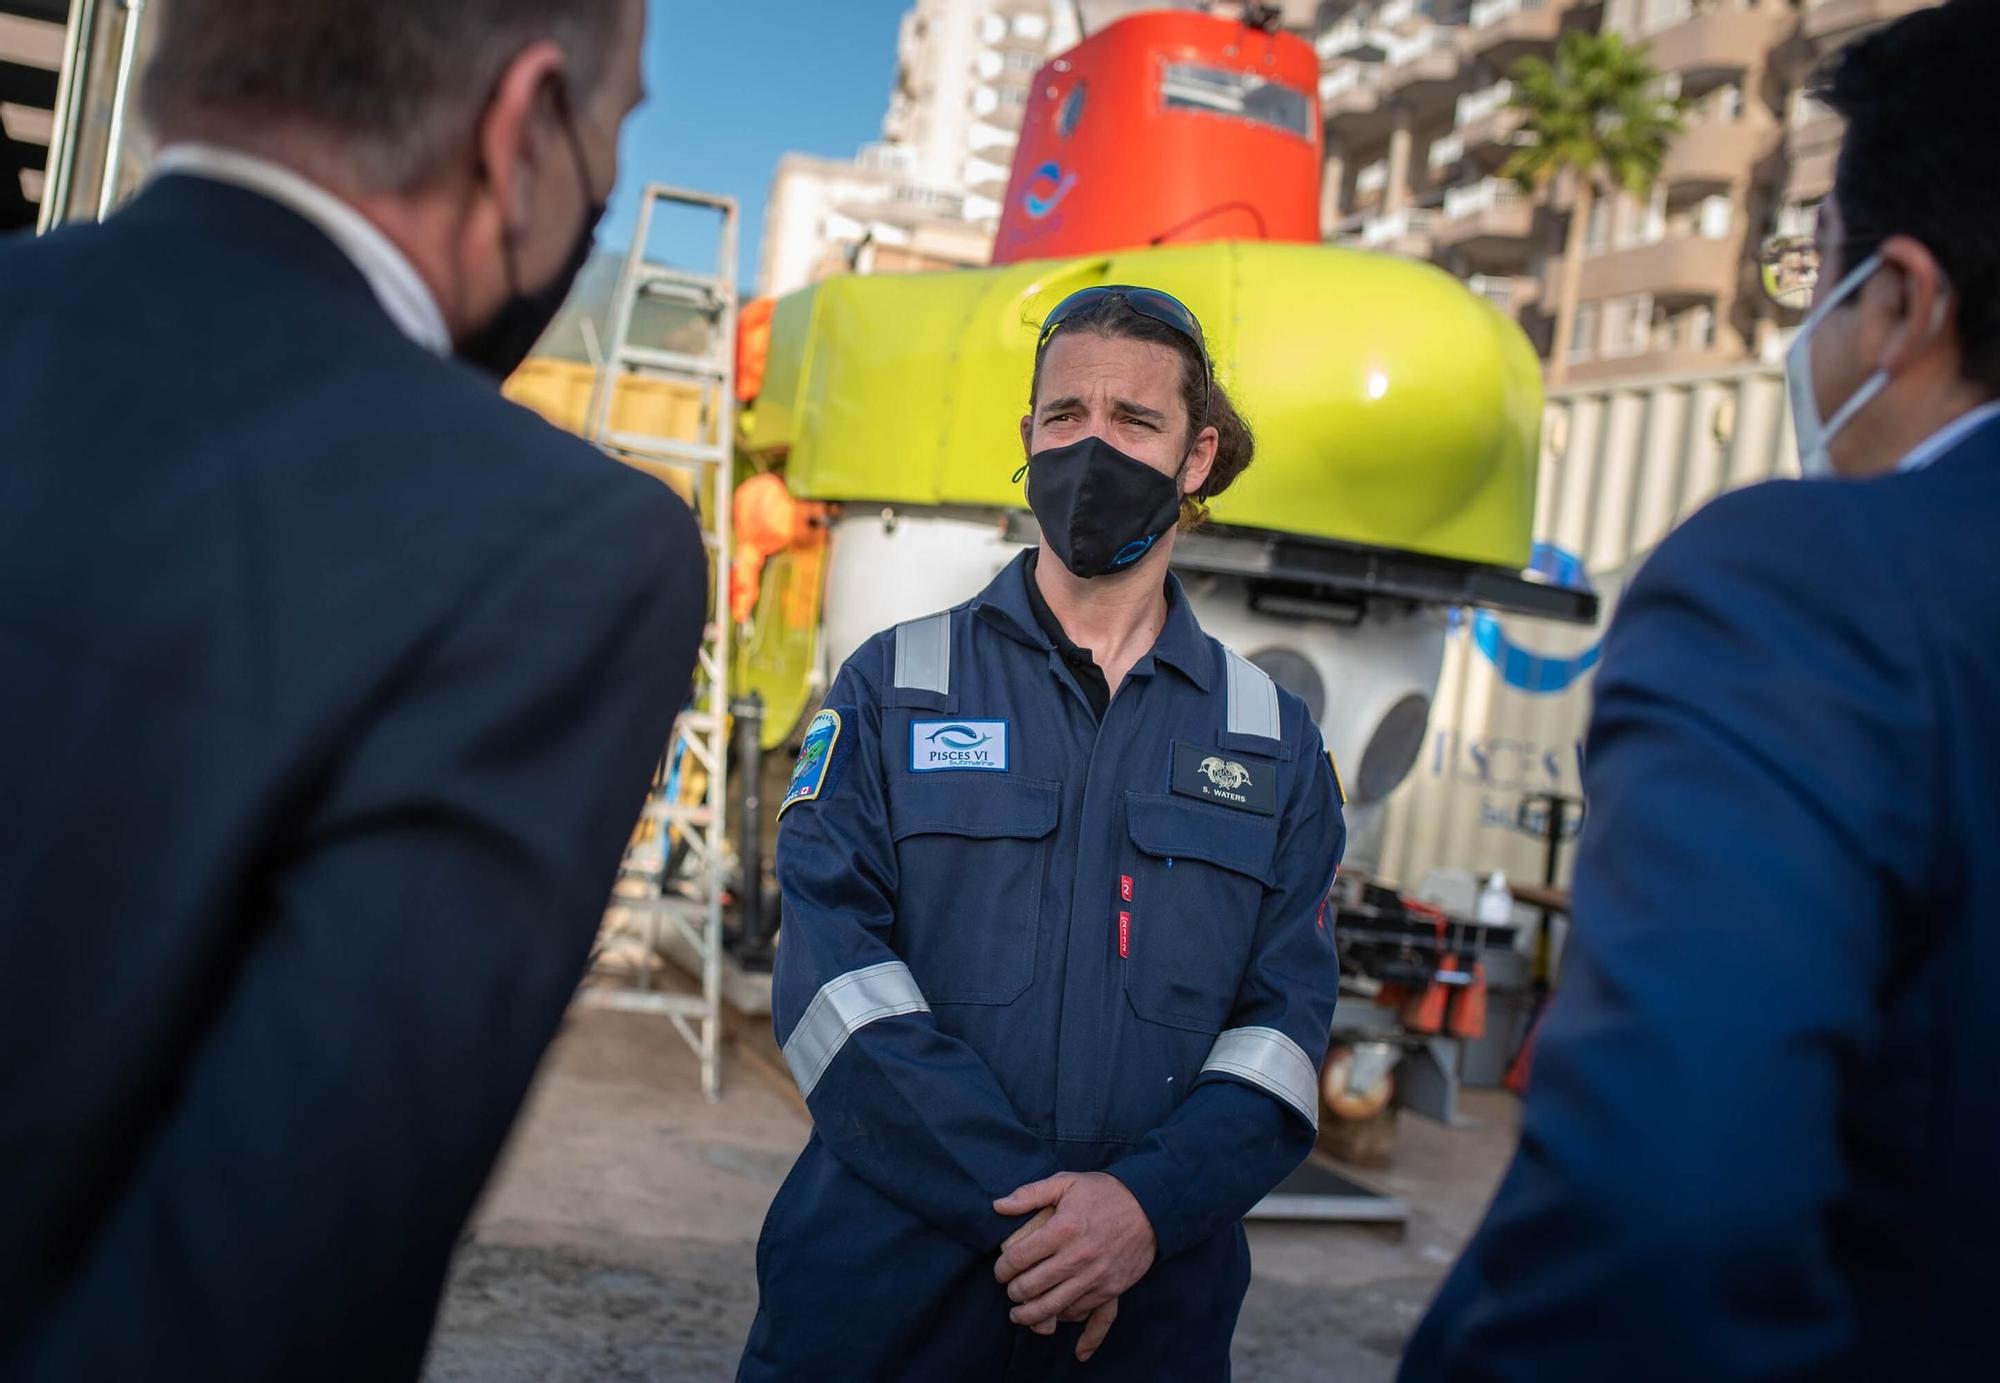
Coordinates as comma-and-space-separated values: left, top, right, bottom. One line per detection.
991, 8, 1324, 266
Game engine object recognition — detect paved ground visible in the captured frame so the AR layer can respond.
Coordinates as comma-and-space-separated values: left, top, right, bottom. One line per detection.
424, 1007, 1519, 1382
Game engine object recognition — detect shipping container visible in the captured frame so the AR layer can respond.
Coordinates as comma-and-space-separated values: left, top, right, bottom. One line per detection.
1368, 364, 1798, 893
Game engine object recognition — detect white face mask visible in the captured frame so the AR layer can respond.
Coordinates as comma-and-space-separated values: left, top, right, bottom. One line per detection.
1786, 251, 1886, 479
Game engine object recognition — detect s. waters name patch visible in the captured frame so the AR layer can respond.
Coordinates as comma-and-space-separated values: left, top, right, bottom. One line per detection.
780, 709, 844, 818
1171, 742, 1277, 815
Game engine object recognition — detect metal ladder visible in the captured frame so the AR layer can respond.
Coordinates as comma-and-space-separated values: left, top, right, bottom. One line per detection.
575, 185, 740, 1101
38, 0, 153, 232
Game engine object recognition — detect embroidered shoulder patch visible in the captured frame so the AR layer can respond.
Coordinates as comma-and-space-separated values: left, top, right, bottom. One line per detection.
780, 710, 844, 819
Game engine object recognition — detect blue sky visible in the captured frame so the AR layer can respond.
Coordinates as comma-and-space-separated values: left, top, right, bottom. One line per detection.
597, 0, 914, 289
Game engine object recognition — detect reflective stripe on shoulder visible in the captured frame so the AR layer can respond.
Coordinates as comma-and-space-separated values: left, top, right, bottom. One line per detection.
1223, 648, 1280, 740
782, 961, 931, 1100
1201, 1026, 1319, 1131
894, 612, 952, 695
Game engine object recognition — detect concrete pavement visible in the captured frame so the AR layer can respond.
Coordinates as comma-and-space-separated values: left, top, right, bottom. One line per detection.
424, 1005, 1519, 1382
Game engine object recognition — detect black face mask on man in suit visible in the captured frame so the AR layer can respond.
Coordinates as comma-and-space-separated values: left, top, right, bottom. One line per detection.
458, 80, 607, 380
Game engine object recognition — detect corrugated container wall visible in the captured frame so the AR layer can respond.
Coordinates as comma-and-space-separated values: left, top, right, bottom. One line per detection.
1370, 366, 1798, 892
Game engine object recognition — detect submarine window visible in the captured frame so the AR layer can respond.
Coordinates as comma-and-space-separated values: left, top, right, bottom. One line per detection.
1161, 64, 1312, 141
1355, 693, 1432, 806
1247, 648, 1327, 726
1058, 82, 1087, 138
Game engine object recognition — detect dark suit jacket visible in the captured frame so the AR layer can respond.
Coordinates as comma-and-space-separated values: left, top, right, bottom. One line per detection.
1402, 416, 2000, 1381
0, 176, 705, 1378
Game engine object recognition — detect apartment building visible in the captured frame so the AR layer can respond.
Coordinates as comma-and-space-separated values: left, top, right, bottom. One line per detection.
759, 2, 1249, 299
1779, 0, 1931, 212
883, 0, 1073, 226
757, 151, 995, 298
757, 2, 1074, 297
1317, 0, 1934, 384
1, 0, 67, 232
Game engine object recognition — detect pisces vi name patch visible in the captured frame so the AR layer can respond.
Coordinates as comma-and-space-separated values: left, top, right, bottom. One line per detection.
911, 720, 1009, 772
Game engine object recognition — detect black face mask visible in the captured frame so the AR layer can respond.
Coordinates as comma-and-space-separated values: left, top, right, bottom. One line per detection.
458, 89, 606, 381
1024, 435, 1186, 579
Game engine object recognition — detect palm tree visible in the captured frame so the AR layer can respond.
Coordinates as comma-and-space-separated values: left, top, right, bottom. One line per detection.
1504, 30, 1685, 387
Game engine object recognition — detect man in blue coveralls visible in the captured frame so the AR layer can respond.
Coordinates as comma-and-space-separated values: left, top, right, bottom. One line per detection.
738, 287, 1347, 1381
1404, 4, 2000, 1380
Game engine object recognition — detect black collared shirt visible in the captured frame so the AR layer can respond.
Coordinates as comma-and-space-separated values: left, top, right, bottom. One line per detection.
1022, 550, 1112, 720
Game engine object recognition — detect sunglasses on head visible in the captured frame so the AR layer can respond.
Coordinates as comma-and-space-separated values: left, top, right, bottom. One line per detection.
1038, 285, 1214, 425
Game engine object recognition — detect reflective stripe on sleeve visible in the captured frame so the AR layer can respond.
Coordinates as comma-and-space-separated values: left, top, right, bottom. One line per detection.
1224, 649, 1280, 740
894, 612, 952, 695
1201, 1026, 1319, 1130
782, 961, 931, 1100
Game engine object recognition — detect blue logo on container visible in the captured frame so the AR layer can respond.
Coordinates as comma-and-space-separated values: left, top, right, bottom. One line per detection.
1471, 544, 1604, 695
1025, 161, 1077, 219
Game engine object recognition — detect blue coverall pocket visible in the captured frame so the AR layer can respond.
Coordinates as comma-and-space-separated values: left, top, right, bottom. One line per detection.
1120, 792, 1274, 1034
888, 774, 1060, 1004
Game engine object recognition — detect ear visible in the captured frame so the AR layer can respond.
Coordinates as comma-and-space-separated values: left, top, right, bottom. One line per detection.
1871, 233, 1954, 374
1020, 413, 1035, 456
475, 40, 569, 236
1182, 425, 1220, 497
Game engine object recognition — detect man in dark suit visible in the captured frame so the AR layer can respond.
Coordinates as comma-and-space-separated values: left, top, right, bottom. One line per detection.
0, 1, 704, 1377
1403, 4, 2000, 1379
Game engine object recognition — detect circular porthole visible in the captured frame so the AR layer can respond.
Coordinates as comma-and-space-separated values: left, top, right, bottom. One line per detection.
1355, 693, 1433, 805
1057, 82, 1087, 138
1246, 647, 1327, 725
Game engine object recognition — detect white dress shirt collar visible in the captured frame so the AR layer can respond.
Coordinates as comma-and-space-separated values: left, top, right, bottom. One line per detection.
1897, 399, 2000, 474
151, 143, 452, 357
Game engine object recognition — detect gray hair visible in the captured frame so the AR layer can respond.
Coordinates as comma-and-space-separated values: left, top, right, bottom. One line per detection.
141, 0, 626, 188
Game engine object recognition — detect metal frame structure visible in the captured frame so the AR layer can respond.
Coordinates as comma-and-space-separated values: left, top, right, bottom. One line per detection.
1003, 513, 1602, 626
33, 0, 149, 233
37, 0, 99, 232
574, 186, 741, 1101
92, 0, 143, 220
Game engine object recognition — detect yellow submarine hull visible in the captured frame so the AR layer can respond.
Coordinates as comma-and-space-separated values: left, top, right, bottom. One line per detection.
745, 240, 1541, 569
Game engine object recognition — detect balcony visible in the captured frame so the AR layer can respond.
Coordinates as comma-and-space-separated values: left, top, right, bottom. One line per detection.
1660, 117, 1777, 186
1566, 343, 1740, 384
1428, 133, 1466, 174
1643, 3, 1794, 80
1802, 0, 1930, 50
1321, 60, 1387, 125
1566, 233, 1742, 304
961, 155, 1013, 198
1455, 80, 1523, 161
1436, 178, 1536, 251
1316, 14, 1388, 62
1466, 0, 1569, 68
1783, 107, 1843, 204
1467, 273, 1531, 316
1462, 105, 1524, 162
1382, 27, 1468, 110
1359, 209, 1438, 260
1455, 81, 1513, 127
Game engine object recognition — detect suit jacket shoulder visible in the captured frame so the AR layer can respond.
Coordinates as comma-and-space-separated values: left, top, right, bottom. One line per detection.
1603, 474, 1940, 900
